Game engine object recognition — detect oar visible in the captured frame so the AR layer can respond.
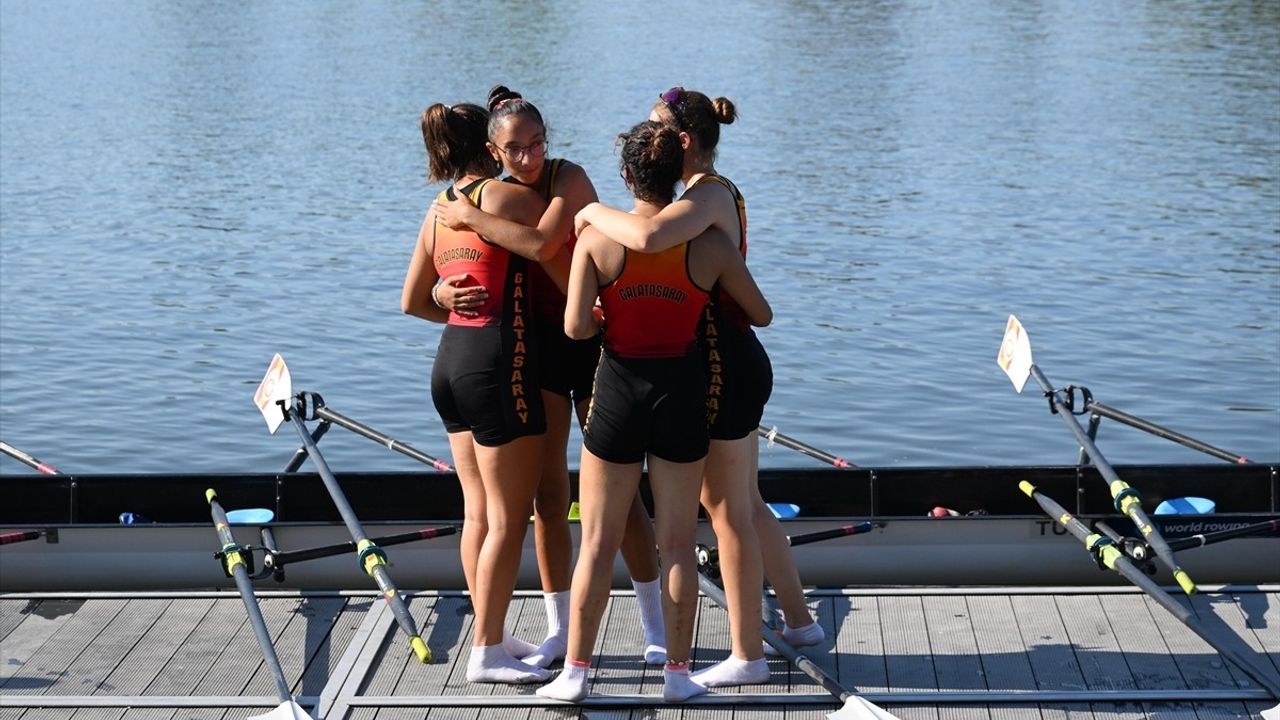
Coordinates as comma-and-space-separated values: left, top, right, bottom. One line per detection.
758, 425, 855, 469
698, 522, 877, 571
207, 490, 314, 720
997, 315, 1196, 596
695, 571, 901, 719
1084, 401, 1250, 464
253, 354, 430, 663
0, 530, 43, 546
311, 402, 454, 471
264, 525, 458, 573
0, 442, 61, 475
283, 395, 430, 663
1019, 481, 1280, 701
1166, 518, 1280, 552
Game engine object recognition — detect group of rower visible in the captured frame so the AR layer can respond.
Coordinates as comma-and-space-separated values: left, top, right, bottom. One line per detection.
401, 85, 823, 703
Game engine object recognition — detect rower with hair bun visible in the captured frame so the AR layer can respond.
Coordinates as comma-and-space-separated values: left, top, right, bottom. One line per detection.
539, 119, 772, 704
431, 85, 670, 668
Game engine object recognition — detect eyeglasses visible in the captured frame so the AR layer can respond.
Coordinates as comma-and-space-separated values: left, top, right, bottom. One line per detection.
494, 140, 547, 162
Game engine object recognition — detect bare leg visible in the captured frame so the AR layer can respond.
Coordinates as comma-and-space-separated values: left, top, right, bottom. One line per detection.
646, 453, 708, 702
534, 391, 574, 593
538, 447, 642, 701
447, 431, 485, 599
524, 391, 574, 668
749, 434, 824, 654
749, 434, 813, 628
691, 436, 770, 688
466, 434, 550, 684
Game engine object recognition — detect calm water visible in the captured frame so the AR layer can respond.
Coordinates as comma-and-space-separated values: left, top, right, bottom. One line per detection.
2, 1, 1277, 475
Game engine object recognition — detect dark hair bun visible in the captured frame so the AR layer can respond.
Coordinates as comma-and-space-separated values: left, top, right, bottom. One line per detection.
487, 85, 524, 112
711, 97, 737, 124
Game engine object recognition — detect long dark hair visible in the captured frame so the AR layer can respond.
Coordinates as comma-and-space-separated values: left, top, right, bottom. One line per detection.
420, 102, 501, 182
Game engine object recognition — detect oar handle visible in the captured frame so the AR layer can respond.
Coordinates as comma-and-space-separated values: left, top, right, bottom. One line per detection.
1087, 401, 1250, 464
0, 442, 61, 475
787, 522, 876, 548
314, 405, 453, 471
757, 425, 854, 469
0, 530, 42, 546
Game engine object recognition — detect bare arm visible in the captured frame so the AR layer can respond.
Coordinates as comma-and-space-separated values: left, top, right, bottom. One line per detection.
696, 232, 772, 327
574, 182, 728, 253
434, 163, 598, 263
564, 232, 603, 340
401, 212, 449, 323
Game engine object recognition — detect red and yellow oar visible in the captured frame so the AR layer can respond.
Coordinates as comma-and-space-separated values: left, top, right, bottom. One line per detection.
0, 442, 61, 475
997, 315, 1195, 595
758, 424, 856, 469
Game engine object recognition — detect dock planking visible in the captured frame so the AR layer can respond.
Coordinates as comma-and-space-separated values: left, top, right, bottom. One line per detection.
0, 587, 1274, 719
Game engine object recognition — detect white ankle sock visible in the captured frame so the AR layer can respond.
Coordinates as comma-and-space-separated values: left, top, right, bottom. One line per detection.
662, 662, 707, 703
466, 643, 551, 684
536, 658, 590, 701
523, 591, 569, 667
764, 621, 825, 655
502, 626, 538, 659
632, 578, 666, 664
691, 654, 770, 687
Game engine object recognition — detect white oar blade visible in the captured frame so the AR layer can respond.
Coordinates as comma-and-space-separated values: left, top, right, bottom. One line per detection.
253, 354, 293, 434
996, 314, 1033, 393
1260, 703, 1280, 720
827, 695, 904, 720
248, 700, 313, 720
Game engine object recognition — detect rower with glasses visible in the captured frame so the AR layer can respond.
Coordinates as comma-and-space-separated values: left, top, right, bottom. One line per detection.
431, 85, 670, 669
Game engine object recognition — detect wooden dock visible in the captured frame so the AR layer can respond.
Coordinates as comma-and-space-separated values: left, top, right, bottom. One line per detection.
2, 586, 1277, 719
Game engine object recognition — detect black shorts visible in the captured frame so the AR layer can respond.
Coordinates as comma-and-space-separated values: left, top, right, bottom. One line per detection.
431, 324, 546, 446
704, 314, 773, 441
582, 350, 708, 464
535, 314, 601, 402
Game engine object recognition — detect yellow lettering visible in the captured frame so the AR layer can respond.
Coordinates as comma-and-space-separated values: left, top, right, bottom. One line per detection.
513, 299, 523, 313
707, 412, 718, 425
514, 341, 526, 354
707, 398, 720, 410
514, 272, 524, 284
513, 385, 525, 398
514, 285, 524, 298
513, 355, 524, 368
708, 350, 721, 362
518, 411, 529, 423
704, 322, 718, 337
511, 370, 523, 382
514, 315, 525, 328
708, 375, 723, 389
515, 398, 528, 411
